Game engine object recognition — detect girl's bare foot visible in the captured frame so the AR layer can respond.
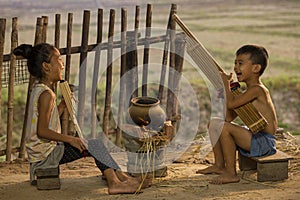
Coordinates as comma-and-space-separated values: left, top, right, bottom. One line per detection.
196, 165, 225, 174
209, 173, 240, 184
115, 170, 152, 189
108, 180, 142, 195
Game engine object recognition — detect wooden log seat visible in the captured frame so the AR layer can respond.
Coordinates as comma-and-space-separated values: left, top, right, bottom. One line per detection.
35, 167, 60, 190
238, 150, 293, 182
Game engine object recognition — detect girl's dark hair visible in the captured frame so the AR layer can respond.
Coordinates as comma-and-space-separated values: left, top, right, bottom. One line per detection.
13, 43, 56, 79
236, 44, 269, 76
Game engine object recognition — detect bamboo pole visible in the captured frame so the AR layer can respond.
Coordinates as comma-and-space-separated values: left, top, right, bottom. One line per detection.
133, 5, 140, 98
78, 10, 90, 129
103, 9, 115, 136
0, 18, 6, 131
6, 17, 18, 161
54, 14, 61, 48
116, 8, 127, 147
19, 17, 44, 159
172, 33, 186, 137
42, 16, 48, 43
157, 4, 176, 101
61, 13, 72, 135
91, 9, 103, 139
142, 4, 152, 97
54, 13, 67, 135
166, 6, 177, 123
65, 13, 73, 82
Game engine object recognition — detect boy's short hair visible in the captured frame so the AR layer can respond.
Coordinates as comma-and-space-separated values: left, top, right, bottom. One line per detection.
236, 45, 269, 76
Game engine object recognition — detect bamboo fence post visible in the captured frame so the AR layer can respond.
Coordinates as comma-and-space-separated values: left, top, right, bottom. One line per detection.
19, 17, 44, 159
60, 13, 73, 135
65, 13, 73, 82
91, 9, 103, 139
54, 13, 67, 135
157, 4, 176, 101
42, 16, 48, 43
6, 17, 18, 161
142, 4, 152, 97
166, 5, 177, 128
132, 5, 140, 98
115, 8, 127, 147
55, 14, 61, 48
172, 33, 186, 137
103, 9, 115, 136
78, 10, 90, 129
0, 18, 6, 130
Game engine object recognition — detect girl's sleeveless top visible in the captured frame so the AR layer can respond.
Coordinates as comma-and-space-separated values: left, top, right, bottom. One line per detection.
26, 83, 61, 163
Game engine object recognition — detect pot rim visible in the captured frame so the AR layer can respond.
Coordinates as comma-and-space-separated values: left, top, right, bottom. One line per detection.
131, 96, 160, 107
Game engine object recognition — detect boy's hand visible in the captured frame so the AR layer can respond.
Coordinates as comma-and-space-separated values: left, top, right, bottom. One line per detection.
220, 71, 233, 84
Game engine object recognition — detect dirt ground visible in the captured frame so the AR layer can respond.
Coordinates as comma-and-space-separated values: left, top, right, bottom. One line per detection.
1, 133, 300, 200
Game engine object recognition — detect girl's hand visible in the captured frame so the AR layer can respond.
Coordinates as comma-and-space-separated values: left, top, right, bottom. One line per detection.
69, 137, 87, 153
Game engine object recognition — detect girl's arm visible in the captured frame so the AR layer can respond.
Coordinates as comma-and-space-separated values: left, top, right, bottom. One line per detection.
37, 90, 86, 152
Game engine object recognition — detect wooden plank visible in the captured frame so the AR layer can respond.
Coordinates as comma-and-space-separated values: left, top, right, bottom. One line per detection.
253, 150, 293, 163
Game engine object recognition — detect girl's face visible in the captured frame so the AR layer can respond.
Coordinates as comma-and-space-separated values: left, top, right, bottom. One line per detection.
48, 48, 64, 82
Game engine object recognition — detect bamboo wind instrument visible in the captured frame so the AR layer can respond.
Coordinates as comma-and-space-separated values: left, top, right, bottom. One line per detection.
173, 14, 268, 133
59, 80, 87, 147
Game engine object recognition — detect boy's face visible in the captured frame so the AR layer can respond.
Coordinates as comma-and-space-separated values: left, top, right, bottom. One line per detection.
234, 53, 255, 82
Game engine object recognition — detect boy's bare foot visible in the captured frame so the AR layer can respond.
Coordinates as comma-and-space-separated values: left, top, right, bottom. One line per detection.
209, 173, 240, 184
108, 180, 142, 195
196, 165, 224, 174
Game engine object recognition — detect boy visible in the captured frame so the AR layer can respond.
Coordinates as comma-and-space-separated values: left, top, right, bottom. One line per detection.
196, 44, 277, 184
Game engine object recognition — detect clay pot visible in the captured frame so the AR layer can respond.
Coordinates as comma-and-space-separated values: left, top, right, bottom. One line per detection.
127, 96, 166, 131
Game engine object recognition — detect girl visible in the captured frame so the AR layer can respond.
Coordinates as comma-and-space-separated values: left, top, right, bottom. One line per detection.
14, 43, 150, 194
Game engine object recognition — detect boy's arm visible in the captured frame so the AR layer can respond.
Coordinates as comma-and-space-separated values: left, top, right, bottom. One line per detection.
220, 71, 261, 110
225, 108, 237, 122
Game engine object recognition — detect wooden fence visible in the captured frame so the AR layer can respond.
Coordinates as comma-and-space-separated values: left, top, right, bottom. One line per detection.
0, 4, 186, 162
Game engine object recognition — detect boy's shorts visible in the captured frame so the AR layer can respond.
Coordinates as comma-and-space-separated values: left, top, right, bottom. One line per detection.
237, 131, 276, 157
